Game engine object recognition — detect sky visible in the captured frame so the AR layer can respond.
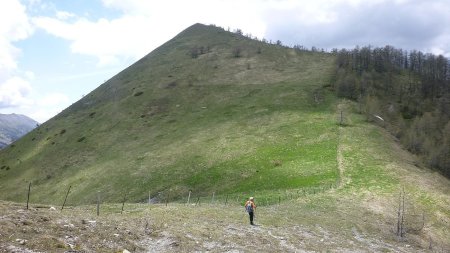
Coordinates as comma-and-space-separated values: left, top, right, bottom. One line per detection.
1, 0, 449, 123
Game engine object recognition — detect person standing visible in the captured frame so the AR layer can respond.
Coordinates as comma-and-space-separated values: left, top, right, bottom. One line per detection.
245, 197, 256, 225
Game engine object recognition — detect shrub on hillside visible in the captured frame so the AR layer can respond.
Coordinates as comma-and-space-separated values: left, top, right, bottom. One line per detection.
190, 46, 210, 59
336, 73, 358, 99
190, 47, 199, 58
233, 47, 242, 58
133, 91, 144, 97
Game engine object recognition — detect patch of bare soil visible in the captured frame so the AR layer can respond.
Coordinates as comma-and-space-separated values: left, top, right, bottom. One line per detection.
337, 127, 351, 188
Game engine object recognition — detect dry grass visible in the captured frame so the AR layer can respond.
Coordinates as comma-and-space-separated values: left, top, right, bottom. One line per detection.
1, 25, 449, 252
1, 101, 449, 252
1, 189, 448, 253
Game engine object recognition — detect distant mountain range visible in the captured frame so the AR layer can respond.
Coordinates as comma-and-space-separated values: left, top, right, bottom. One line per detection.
0, 113, 38, 148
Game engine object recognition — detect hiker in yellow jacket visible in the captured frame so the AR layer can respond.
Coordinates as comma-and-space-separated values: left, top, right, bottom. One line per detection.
244, 197, 256, 225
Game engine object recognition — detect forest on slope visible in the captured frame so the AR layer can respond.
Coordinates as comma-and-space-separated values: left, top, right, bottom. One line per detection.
333, 45, 450, 177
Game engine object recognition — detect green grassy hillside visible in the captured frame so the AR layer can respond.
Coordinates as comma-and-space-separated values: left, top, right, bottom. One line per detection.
0, 23, 337, 204
0, 24, 449, 251
1, 115, 449, 250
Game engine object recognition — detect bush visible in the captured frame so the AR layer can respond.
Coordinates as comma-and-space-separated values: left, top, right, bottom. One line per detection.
401, 106, 417, 119
336, 74, 358, 99
233, 47, 241, 58
190, 47, 199, 58
133, 91, 144, 97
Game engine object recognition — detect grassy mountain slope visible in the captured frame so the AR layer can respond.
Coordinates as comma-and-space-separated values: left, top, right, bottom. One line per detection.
0, 24, 337, 204
1, 110, 449, 251
0, 23, 449, 251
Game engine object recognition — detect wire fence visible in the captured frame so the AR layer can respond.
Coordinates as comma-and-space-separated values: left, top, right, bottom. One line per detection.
174, 182, 339, 207
21, 181, 340, 213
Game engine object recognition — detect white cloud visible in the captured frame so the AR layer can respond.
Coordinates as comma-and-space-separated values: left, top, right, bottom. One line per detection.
31, 0, 270, 66
29, 109, 59, 123
0, 0, 36, 114
0, 0, 33, 40
37, 92, 69, 107
31, 93, 70, 122
24, 71, 35, 80
56, 11, 76, 20
0, 0, 66, 122
0, 76, 33, 108
99, 0, 269, 39
0, 0, 33, 71
32, 15, 159, 66
0, 89, 71, 123
263, 0, 450, 55
35, 0, 450, 68
0, 39, 21, 73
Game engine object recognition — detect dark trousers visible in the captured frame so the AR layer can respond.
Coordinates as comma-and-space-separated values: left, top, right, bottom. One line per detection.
249, 211, 254, 225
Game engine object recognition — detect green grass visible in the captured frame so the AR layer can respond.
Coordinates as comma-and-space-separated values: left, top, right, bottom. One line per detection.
0, 24, 338, 204
1, 23, 449, 252
0, 26, 448, 250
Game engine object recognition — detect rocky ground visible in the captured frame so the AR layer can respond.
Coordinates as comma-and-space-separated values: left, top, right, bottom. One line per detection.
1, 197, 446, 253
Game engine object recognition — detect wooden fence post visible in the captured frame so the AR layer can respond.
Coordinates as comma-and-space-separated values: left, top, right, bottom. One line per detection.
97, 192, 100, 216
187, 190, 191, 205
121, 194, 126, 214
61, 185, 72, 210
26, 182, 31, 210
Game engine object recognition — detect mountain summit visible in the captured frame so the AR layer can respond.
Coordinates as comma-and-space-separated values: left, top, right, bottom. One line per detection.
0, 23, 449, 251
0, 23, 336, 203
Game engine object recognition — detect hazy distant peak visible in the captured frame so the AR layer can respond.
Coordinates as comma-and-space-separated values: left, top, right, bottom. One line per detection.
0, 113, 38, 149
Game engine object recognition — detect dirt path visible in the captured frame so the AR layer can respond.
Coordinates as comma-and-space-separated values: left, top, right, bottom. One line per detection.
336, 100, 351, 189
337, 126, 346, 188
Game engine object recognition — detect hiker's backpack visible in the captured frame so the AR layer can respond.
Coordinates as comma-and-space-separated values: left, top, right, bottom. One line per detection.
246, 202, 253, 212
